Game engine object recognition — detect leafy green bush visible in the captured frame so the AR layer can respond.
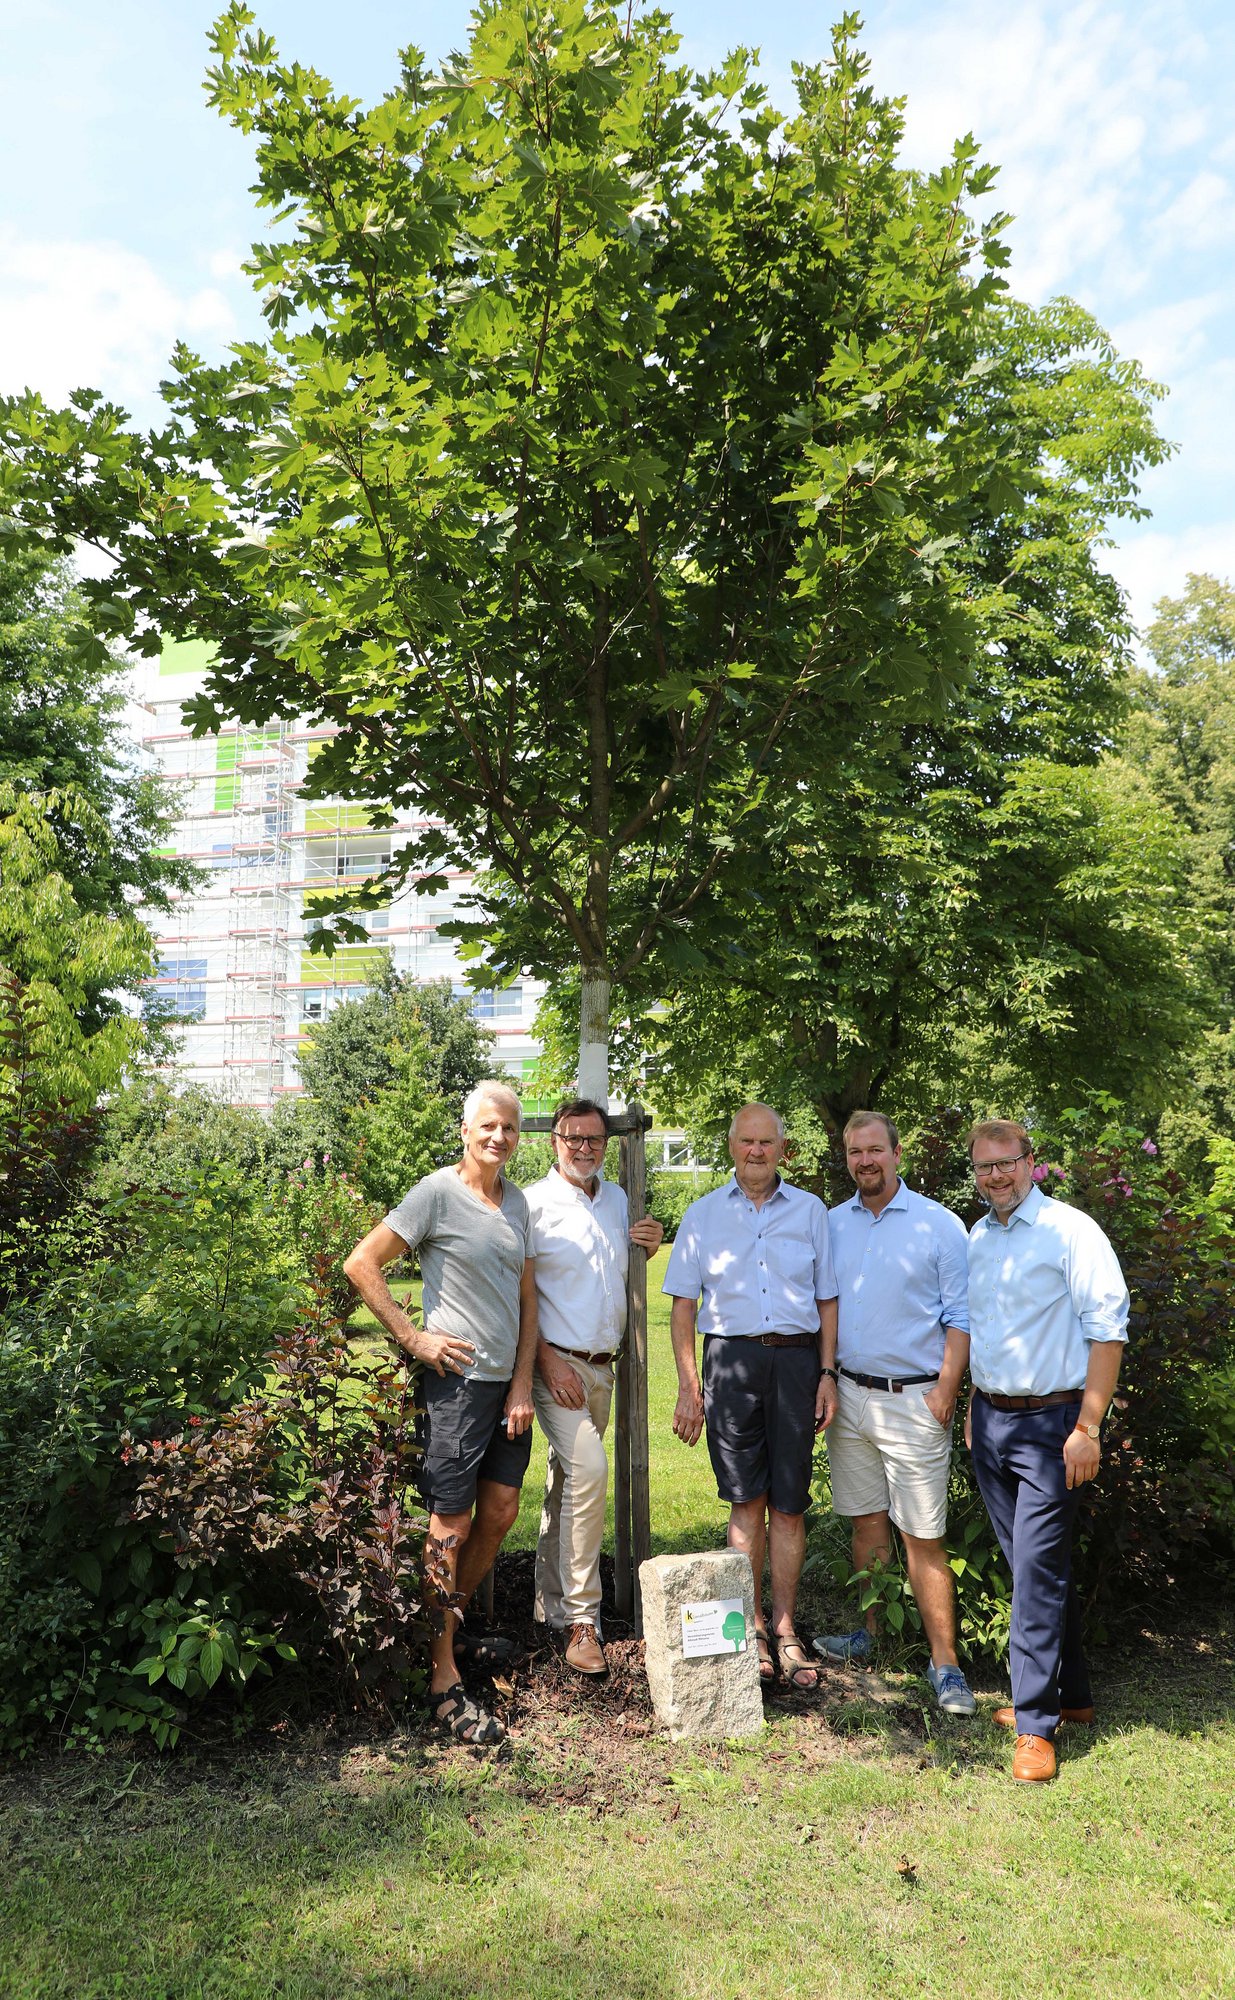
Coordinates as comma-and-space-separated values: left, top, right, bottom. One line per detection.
647, 1168, 728, 1240
272, 1159, 380, 1323
0, 1168, 303, 1751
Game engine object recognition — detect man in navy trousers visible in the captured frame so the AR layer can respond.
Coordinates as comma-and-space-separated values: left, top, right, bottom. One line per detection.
965, 1119, 1128, 1784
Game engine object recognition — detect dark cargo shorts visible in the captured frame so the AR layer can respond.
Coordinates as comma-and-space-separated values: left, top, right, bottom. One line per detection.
702, 1335, 821, 1516
420, 1371, 533, 1515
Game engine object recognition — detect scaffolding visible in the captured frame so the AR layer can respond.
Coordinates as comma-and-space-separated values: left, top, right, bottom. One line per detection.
137, 669, 546, 1107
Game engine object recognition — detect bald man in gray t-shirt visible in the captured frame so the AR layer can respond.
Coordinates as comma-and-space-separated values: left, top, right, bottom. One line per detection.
344, 1084, 538, 1746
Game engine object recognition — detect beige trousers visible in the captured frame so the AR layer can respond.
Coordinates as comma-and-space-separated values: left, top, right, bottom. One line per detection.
532, 1354, 614, 1632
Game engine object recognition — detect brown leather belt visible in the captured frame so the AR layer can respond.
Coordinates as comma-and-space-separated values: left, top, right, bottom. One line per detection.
757, 1332, 818, 1349
976, 1388, 1083, 1411
557, 1346, 616, 1365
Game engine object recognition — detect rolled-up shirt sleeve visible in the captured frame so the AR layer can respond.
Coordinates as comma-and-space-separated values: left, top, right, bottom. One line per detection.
937, 1212, 970, 1335
1072, 1229, 1130, 1344
813, 1205, 838, 1301
662, 1215, 702, 1301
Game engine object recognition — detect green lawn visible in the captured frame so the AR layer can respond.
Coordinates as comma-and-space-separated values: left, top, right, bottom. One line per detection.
3, 1252, 1233, 1998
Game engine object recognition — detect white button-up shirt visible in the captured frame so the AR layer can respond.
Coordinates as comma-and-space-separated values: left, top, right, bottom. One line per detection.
967, 1183, 1129, 1397
525, 1168, 629, 1353
829, 1181, 969, 1378
663, 1175, 837, 1337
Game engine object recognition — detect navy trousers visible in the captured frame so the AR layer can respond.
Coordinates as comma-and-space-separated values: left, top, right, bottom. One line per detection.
970, 1395, 1092, 1739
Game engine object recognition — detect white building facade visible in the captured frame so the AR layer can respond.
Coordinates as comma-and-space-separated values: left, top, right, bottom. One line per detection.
139, 639, 546, 1107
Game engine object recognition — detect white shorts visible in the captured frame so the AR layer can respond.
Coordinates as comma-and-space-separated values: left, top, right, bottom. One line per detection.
825, 1375, 953, 1540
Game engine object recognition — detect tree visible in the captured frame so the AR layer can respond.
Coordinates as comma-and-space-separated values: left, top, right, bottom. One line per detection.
0, 544, 192, 1271
1121, 573, 1235, 1145
295, 965, 495, 1142
0, 544, 191, 1006
1, 3, 1036, 1097
591, 301, 1192, 1151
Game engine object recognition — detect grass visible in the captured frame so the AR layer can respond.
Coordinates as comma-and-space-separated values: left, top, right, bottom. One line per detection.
4, 1251, 1234, 1998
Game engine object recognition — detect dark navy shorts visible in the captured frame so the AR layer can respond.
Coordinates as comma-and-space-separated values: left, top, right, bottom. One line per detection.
702, 1336, 821, 1516
420, 1372, 533, 1515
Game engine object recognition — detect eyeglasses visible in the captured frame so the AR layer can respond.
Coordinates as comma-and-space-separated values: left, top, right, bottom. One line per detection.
973, 1153, 1030, 1178
554, 1131, 607, 1151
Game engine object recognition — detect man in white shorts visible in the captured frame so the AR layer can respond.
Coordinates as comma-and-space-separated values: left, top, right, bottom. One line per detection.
816, 1110, 976, 1714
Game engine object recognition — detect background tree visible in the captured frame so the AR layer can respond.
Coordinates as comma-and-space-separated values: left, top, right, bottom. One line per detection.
294, 964, 495, 1145
0, 544, 191, 1274
1120, 573, 1235, 1158
2, 3, 1042, 1096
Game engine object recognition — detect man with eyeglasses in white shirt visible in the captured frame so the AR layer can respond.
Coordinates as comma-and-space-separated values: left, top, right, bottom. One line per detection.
526, 1098, 664, 1676
966, 1118, 1129, 1784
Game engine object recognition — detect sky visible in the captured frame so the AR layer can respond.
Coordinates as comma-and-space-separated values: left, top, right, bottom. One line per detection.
2, 0, 1234, 647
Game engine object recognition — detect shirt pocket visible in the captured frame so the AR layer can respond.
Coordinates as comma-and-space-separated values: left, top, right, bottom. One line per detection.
767, 1230, 816, 1296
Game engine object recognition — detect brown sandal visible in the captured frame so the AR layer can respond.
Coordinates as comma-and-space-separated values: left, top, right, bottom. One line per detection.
775, 1635, 820, 1692
756, 1631, 775, 1684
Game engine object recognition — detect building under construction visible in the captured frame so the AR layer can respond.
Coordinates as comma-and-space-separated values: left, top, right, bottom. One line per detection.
138, 639, 546, 1107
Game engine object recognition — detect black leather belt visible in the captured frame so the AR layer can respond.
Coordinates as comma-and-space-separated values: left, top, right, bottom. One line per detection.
758, 1332, 818, 1349
976, 1388, 1082, 1411
557, 1346, 616, 1365
840, 1366, 939, 1394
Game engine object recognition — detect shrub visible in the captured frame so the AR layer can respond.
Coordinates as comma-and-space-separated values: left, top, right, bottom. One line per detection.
647, 1168, 728, 1240
126, 1290, 431, 1724
272, 1158, 380, 1323
0, 1167, 305, 1751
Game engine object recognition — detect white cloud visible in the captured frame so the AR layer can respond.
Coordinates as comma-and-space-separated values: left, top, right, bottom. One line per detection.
1099, 524, 1235, 647
0, 229, 238, 419
1153, 170, 1235, 251
1109, 291, 1226, 382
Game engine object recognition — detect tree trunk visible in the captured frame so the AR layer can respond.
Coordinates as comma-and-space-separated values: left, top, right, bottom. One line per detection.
577, 962, 611, 1106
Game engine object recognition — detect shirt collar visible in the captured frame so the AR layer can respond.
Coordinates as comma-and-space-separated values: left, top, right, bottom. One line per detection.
980, 1180, 1045, 1230
726, 1172, 789, 1204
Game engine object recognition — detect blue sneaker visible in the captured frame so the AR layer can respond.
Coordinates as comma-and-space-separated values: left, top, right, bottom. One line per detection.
927, 1662, 976, 1714
812, 1628, 873, 1663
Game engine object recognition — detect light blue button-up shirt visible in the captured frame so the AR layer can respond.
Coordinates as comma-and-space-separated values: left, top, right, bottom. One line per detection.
967, 1183, 1129, 1397
829, 1181, 969, 1378
663, 1175, 837, 1337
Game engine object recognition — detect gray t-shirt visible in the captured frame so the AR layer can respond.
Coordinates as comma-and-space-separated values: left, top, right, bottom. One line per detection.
384, 1167, 535, 1383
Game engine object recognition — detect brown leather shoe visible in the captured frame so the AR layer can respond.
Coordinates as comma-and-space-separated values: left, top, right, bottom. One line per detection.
993, 1704, 1094, 1729
565, 1622, 607, 1676
1012, 1733, 1057, 1783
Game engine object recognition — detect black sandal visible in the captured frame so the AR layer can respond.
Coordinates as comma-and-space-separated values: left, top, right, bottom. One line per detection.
428, 1683, 506, 1744
453, 1625, 514, 1668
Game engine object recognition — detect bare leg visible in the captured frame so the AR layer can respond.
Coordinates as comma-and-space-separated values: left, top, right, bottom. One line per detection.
727, 1495, 769, 1636
428, 1482, 520, 1697
901, 1530, 959, 1668
427, 1506, 471, 1696
767, 1507, 807, 1638
851, 1509, 894, 1633
457, 1478, 521, 1607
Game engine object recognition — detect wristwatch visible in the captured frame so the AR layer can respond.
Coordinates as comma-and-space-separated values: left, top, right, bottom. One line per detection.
1073, 1420, 1101, 1442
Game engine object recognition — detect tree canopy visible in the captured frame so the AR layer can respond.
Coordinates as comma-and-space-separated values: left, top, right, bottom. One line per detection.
0, 1, 1042, 1091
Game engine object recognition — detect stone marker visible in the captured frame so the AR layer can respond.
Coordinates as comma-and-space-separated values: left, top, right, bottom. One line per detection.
639, 1549, 764, 1740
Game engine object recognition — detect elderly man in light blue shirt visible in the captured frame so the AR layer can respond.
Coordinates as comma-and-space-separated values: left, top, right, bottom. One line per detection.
966, 1118, 1129, 1786
815, 1110, 975, 1715
664, 1103, 839, 1692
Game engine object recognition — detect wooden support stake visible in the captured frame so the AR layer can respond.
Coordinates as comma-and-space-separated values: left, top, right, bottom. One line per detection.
623, 1102, 652, 1634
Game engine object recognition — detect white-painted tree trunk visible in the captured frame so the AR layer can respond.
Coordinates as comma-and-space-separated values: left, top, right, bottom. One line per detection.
577, 963, 611, 1107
